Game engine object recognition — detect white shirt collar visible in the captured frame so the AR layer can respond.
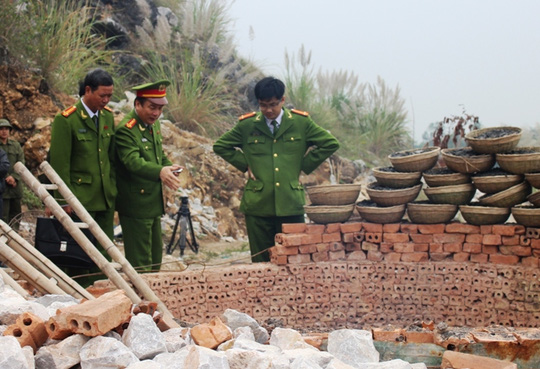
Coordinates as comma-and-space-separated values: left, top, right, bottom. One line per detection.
81, 97, 98, 118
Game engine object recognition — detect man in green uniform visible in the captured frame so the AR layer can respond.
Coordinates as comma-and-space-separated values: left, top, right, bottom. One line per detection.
0, 118, 25, 227
49, 68, 116, 284
115, 80, 182, 271
213, 77, 340, 262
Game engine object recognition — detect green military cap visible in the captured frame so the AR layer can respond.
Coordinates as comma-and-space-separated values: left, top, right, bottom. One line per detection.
0, 119, 12, 129
132, 79, 171, 105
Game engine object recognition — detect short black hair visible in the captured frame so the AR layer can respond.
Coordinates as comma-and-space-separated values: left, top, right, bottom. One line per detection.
254, 77, 285, 101
78, 68, 113, 96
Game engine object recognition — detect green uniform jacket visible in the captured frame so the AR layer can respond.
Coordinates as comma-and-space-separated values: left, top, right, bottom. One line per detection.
213, 108, 340, 217
49, 100, 116, 211
115, 110, 172, 219
0, 139, 24, 199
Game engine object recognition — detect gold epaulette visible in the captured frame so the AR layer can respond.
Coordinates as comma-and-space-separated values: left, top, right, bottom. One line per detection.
61, 106, 77, 117
239, 112, 256, 121
125, 119, 137, 129
291, 109, 309, 117
103, 106, 112, 112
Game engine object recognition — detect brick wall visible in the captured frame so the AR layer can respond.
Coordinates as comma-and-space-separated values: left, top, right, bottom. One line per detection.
137, 221, 540, 331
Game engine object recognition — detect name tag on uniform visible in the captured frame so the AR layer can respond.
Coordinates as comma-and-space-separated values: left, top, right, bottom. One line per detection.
78, 129, 87, 133
141, 138, 148, 142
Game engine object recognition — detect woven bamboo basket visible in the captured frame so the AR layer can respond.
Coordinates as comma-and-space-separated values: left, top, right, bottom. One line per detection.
423, 183, 476, 205
459, 204, 511, 225
496, 147, 540, 174
527, 191, 540, 207
441, 148, 495, 174
372, 167, 422, 189
388, 147, 440, 172
525, 173, 540, 188
304, 204, 355, 224
422, 169, 470, 187
511, 206, 540, 227
406, 202, 458, 224
355, 201, 406, 224
306, 184, 362, 205
465, 126, 522, 154
366, 183, 422, 207
471, 172, 524, 194
478, 181, 531, 208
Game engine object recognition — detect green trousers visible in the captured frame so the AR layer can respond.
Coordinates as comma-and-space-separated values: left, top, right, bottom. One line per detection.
245, 214, 305, 263
120, 214, 162, 272
3, 197, 22, 229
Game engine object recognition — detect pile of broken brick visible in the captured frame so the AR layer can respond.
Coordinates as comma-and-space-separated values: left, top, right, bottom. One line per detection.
0, 276, 518, 369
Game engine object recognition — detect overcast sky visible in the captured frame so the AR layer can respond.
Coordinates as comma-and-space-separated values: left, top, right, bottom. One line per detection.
227, 0, 540, 143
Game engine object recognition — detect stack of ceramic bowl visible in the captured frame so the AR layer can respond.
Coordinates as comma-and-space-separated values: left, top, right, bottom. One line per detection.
304, 184, 361, 224
357, 147, 439, 224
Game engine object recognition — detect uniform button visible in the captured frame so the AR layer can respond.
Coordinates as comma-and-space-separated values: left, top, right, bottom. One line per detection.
140, 189, 145, 194
276, 182, 280, 187
78, 178, 82, 183
100, 161, 103, 165
273, 139, 277, 143
275, 168, 279, 172
98, 148, 102, 152
291, 137, 294, 141
255, 139, 258, 143
145, 146, 149, 149
273, 153, 278, 157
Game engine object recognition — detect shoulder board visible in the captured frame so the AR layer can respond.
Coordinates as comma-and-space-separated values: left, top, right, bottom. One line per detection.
125, 119, 137, 129
291, 109, 309, 117
103, 106, 112, 112
238, 112, 257, 121
61, 106, 77, 117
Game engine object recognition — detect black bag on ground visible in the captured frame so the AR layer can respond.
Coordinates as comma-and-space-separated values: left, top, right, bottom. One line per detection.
34, 217, 96, 269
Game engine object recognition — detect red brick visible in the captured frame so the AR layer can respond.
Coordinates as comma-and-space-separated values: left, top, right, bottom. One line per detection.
479, 225, 492, 234
500, 245, 532, 257
301, 233, 322, 245
492, 224, 519, 236
347, 251, 366, 260
400, 223, 419, 233
443, 242, 462, 253
445, 223, 480, 234
344, 242, 362, 252
531, 239, 540, 249
325, 223, 341, 233
410, 234, 433, 243
482, 245, 499, 254
271, 255, 288, 265
362, 241, 379, 251
329, 242, 344, 251
501, 235, 520, 246
522, 256, 540, 267
383, 223, 401, 232
463, 243, 482, 254
271, 245, 299, 256
322, 232, 341, 242
433, 233, 466, 243
384, 252, 402, 262
288, 254, 311, 264
394, 242, 415, 253
365, 232, 382, 243
312, 251, 329, 262
383, 233, 410, 243
405, 331, 434, 344
466, 234, 483, 243
279, 234, 305, 247
483, 234, 502, 246
339, 222, 362, 233
470, 253, 489, 263
514, 225, 526, 235
430, 252, 451, 261
380, 242, 393, 253
418, 224, 445, 234
520, 236, 531, 246
329, 250, 346, 260
429, 243, 444, 253
401, 252, 428, 262
299, 244, 318, 254
367, 250, 383, 261
453, 252, 470, 262
342, 232, 356, 243
282, 223, 306, 234
363, 223, 383, 232
489, 254, 519, 265
316, 243, 330, 252
414, 243, 429, 252
306, 224, 326, 234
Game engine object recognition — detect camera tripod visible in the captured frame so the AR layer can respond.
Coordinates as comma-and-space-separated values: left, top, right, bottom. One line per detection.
166, 196, 199, 257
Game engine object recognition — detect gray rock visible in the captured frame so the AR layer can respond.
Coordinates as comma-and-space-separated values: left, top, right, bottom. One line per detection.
21, 346, 35, 369
80, 336, 139, 369
126, 360, 163, 369
221, 309, 269, 344
0, 298, 49, 325
154, 350, 189, 369
0, 336, 31, 369
35, 334, 89, 369
225, 348, 289, 369
233, 326, 255, 341
270, 328, 314, 350
290, 356, 323, 369
34, 294, 79, 308
283, 348, 333, 367
183, 345, 230, 369
122, 313, 167, 360
356, 360, 413, 369
162, 327, 188, 353
410, 364, 427, 369
326, 358, 359, 369
327, 329, 380, 367
233, 338, 281, 354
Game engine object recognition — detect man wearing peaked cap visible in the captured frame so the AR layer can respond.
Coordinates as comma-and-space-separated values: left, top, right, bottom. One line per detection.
115, 79, 183, 271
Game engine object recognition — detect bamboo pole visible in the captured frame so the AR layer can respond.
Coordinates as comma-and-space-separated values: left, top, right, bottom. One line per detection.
0, 220, 93, 300
14, 162, 142, 305
36, 161, 178, 328
0, 267, 30, 298
0, 235, 66, 295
